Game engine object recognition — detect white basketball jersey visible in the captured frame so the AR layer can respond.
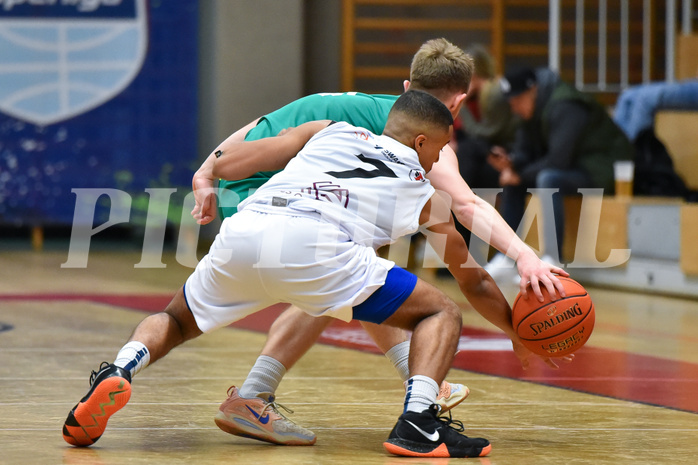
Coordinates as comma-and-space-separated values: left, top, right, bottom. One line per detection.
238, 122, 434, 249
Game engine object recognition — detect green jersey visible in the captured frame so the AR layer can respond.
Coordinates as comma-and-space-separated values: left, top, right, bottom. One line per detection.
218, 92, 398, 218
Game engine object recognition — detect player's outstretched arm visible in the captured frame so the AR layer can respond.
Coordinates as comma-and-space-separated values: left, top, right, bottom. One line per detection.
419, 192, 517, 340
418, 192, 570, 370
426, 146, 568, 301
191, 118, 261, 225
211, 120, 331, 181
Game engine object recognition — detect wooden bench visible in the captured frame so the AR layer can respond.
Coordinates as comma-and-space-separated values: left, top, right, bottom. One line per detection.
656, 109, 698, 276
655, 111, 698, 191
551, 196, 698, 277
519, 195, 629, 267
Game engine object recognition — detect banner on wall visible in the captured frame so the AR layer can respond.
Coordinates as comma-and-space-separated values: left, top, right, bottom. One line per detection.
0, 0, 198, 226
0, 0, 147, 126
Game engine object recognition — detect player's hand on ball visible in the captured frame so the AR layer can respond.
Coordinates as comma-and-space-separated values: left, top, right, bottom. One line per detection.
515, 251, 568, 302
512, 339, 575, 369
511, 338, 533, 369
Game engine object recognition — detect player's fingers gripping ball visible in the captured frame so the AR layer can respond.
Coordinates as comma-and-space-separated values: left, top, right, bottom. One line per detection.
512, 277, 595, 357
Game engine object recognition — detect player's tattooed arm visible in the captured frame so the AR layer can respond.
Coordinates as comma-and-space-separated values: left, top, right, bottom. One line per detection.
212, 120, 332, 181
190, 117, 261, 225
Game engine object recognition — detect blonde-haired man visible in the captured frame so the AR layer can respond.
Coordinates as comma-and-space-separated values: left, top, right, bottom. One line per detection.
193, 38, 566, 445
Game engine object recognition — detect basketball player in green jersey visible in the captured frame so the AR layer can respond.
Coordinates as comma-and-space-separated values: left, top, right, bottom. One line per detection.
191, 39, 569, 445
216, 92, 398, 218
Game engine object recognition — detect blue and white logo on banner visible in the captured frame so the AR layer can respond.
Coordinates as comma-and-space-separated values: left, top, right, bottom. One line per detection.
0, 0, 147, 126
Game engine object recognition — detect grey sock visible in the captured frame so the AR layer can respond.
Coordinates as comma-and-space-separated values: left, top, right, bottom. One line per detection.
239, 355, 287, 399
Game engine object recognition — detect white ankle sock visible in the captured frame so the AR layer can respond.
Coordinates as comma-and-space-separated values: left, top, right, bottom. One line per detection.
385, 340, 410, 382
404, 375, 439, 413
239, 355, 286, 399
113, 341, 150, 379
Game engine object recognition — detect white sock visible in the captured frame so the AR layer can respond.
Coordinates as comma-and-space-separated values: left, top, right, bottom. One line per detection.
385, 341, 410, 382
239, 355, 286, 399
404, 375, 439, 413
113, 341, 150, 379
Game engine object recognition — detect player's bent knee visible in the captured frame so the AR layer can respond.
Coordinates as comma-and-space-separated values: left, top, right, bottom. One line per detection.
440, 300, 463, 331
164, 287, 203, 342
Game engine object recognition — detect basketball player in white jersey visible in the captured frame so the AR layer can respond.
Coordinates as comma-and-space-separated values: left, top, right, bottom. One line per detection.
63, 90, 494, 458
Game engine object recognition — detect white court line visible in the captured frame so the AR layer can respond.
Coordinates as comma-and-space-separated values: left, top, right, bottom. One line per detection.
0, 401, 650, 408
3, 426, 698, 432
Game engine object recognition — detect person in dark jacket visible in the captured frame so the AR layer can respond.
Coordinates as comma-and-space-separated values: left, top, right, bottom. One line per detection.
486, 67, 634, 267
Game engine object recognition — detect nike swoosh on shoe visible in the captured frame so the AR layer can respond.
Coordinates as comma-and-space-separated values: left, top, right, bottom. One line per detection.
405, 420, 439, 442
245, 405, 270, 424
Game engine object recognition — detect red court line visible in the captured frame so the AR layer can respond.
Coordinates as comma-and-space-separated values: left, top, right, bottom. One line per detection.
3, 293, 697, 414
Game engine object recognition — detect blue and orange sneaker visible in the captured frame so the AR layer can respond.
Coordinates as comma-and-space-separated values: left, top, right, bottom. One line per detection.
62, 362, 131, 447
383, 404, 491, 458
214, 386, 316, 445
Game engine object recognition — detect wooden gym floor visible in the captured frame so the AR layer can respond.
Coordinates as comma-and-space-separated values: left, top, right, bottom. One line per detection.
1, 245, 697, 464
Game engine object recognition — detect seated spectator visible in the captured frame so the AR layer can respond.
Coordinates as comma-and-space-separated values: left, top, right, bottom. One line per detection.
451, 45, 521, 269
456, 45, 520, 190
485, 67, 634, 278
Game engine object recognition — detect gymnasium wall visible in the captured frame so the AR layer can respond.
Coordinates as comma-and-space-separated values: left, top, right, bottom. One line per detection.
198, 0, 305, 161
0, 1, 199, 226
0, 0, 306, 229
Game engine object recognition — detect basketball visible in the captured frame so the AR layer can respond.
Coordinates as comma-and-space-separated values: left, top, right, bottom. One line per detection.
512, 277, 595, 358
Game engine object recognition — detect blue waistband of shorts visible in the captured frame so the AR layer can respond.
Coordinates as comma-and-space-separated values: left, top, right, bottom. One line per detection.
352, 266, 418, 324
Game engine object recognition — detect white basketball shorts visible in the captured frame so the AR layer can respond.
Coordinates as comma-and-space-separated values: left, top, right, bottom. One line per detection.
184, 208, 394, 333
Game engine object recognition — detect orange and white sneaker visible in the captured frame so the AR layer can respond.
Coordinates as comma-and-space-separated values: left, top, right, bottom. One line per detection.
62, 362, 132, 447
214, 386, 316, 446
405, 381, 469, 413
436, 381, 470, 413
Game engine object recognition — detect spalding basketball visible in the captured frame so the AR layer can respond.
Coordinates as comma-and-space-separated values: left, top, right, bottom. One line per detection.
512, 277, 595, 358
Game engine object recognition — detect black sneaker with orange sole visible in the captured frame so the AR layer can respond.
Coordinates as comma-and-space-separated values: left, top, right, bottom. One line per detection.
62, 362, 132, 447
383, 404, 491, 458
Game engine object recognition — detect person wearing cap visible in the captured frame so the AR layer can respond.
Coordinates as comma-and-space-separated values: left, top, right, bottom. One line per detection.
486, 66, 634, 267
